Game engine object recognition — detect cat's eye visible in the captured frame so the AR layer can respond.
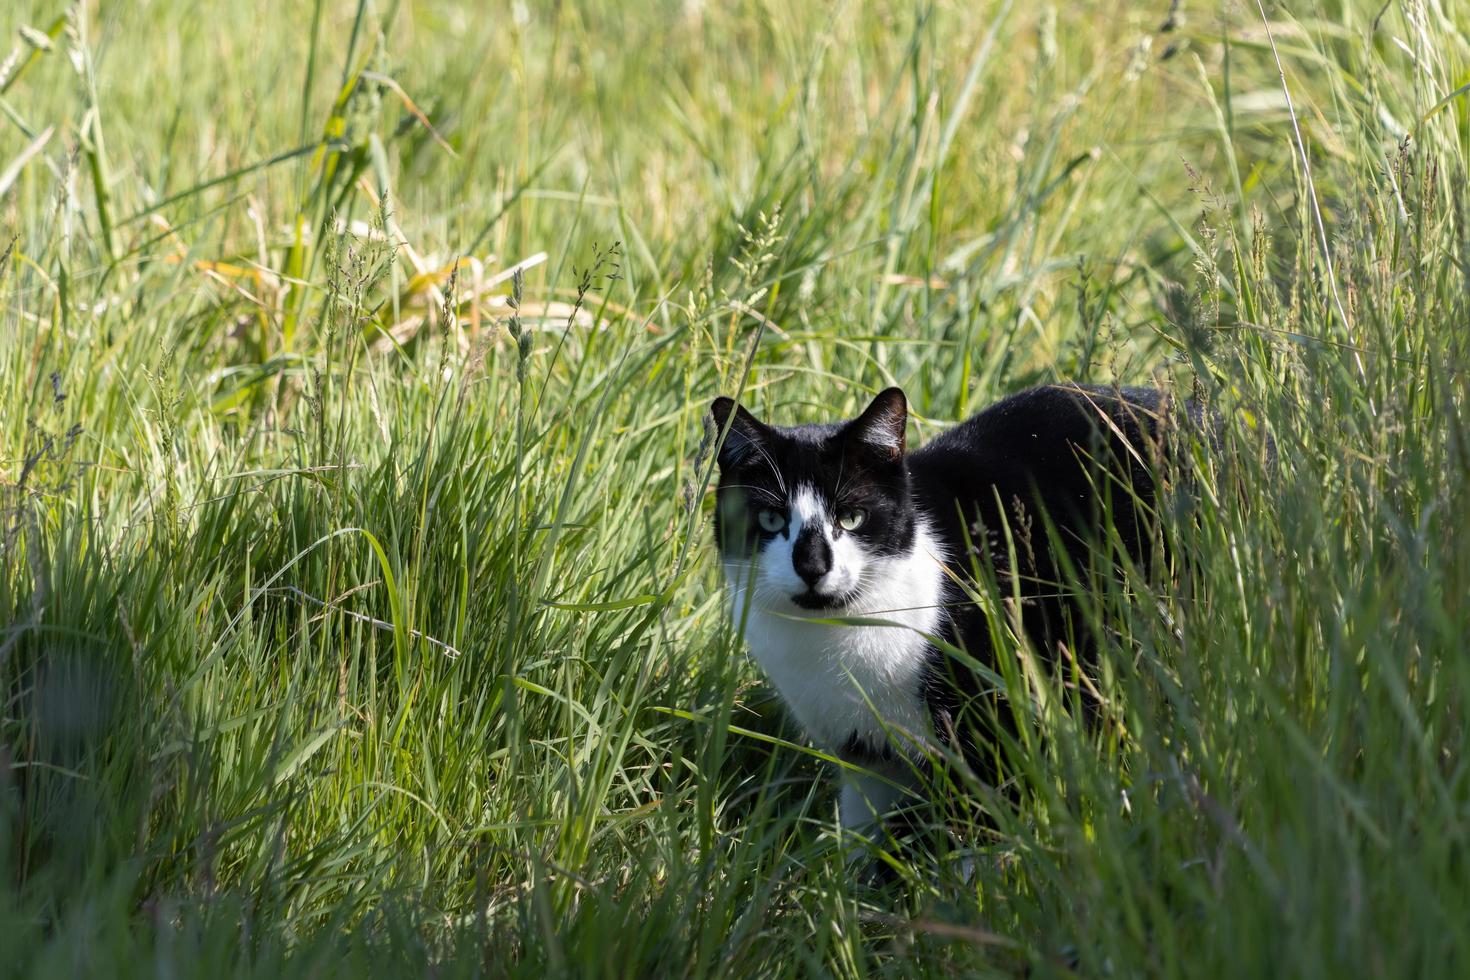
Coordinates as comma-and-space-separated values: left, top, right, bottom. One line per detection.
757, 508, 787, 533
838, 508, 867, 532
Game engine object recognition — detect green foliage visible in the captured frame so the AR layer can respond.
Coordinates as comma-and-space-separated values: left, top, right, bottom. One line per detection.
2, 0, 1468, 976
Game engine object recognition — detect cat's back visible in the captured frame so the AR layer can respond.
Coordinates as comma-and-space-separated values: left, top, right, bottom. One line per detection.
912, 384, 1171, 482
906, 383, 1189, 557
919, 383, 1167, 457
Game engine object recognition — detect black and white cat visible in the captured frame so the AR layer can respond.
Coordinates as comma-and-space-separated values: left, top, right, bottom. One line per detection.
710, 383, 1194, 842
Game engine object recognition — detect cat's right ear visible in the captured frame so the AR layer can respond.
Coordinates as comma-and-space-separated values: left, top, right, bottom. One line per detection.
846, 386, 908, 459
708, 397, 768, 469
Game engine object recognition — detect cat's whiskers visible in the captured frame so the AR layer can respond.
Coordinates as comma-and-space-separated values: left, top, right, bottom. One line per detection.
832, 451, 852, 505
719, 484, 786, 506
746, 440, 788, 498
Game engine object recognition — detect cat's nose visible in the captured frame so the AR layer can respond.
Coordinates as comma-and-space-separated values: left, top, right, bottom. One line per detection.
792, 526, 832, 587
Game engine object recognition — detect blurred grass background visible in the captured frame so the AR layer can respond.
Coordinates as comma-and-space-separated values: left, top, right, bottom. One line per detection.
2, 0, 1468, 976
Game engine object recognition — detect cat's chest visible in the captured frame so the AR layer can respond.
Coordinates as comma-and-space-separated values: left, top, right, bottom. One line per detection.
739, 599, 941, 758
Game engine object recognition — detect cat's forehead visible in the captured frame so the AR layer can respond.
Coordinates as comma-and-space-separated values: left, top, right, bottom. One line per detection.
719, 421, 893, 495
764, 424, 850, 474
771, 421, 845, 445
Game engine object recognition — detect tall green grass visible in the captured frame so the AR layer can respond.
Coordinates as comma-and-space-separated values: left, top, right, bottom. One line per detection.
2, 0, 1468, 975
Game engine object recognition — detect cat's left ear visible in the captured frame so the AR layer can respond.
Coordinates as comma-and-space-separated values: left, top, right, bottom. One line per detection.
708, 396, 770, 469
846, 387, 907, 459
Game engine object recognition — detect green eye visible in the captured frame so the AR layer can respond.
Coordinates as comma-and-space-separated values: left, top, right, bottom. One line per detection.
757, 508, 787, 533
838, 508, 866, 532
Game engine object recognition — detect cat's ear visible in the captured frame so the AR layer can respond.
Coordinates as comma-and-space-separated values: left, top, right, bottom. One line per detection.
708, 397, 770, 469
846, 387, 907, 459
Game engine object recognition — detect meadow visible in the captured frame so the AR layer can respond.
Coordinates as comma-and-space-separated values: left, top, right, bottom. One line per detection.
2, 0, 1468, 976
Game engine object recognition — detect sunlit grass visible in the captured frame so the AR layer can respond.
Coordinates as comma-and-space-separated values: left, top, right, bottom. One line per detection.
2, 1, 1468, 976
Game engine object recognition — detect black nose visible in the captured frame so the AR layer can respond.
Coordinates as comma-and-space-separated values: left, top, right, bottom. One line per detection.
792, 526, 831, 587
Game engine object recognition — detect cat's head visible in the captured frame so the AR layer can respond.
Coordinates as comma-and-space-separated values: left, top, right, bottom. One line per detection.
709, 388, 916, 613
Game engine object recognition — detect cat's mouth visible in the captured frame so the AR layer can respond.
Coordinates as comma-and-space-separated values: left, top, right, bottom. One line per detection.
790, 588, 853, 611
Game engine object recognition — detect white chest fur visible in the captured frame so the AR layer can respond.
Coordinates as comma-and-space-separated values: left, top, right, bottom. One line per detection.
725, 524, 946, 758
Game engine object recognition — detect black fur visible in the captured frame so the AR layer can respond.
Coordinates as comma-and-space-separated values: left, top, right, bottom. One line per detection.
909, 383, 1201, 777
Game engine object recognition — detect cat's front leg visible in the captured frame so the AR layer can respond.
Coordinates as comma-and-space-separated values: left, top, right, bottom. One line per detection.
838, 768, 906, 833
838, 765, 914, 873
